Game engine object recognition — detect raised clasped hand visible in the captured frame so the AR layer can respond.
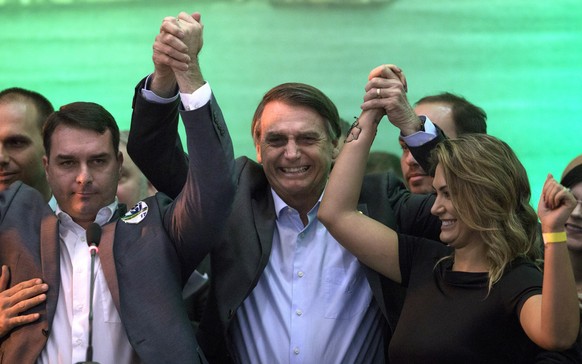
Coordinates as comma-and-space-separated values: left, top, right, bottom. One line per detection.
361, 64, 421, 135
153, 12, 203, 73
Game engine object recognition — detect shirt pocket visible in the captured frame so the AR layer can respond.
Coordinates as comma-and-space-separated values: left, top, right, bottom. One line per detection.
323, 266, 372, 320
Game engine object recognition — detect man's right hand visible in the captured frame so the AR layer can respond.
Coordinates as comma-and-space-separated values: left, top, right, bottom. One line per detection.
151, 12, 205, 96
150, 13, 190, 97
0, 265, 47, 338
172, 12, 205, 94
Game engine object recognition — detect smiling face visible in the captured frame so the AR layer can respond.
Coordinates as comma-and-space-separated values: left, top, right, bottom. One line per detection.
566, 182, 582, 250
44, 125, 122, 228
430, 164, 480, 248
255, 101, 338, 213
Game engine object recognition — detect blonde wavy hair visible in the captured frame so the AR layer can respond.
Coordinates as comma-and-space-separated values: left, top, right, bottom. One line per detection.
432, 134, 541, 290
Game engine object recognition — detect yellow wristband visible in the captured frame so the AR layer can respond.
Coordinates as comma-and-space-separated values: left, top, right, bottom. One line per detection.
542, 231, 567, 244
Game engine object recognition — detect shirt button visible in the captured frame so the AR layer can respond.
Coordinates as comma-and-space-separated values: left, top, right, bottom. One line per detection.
75, 338, 83, 346
75, 304, 83, 312
299, 233, 305, 239
297, 271, 304, 278
293, 347, 300, 355
296, 309, 302, 316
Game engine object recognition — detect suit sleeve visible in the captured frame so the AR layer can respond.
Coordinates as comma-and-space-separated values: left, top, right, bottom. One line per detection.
163, 94, 236, 276
128, 77, 189, 199
407, 123, 446, 175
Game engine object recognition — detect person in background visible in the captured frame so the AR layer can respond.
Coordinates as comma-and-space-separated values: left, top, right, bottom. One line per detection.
319, 66, 579, 361
0, 87, 53, 202
562, 155, 582, 292
0, 88, 57, 335
117, 130, 156, 207
366, 151, 402, 177
400, 92, 486, 194
562, 155, 582, 343
533, 154, 582, 364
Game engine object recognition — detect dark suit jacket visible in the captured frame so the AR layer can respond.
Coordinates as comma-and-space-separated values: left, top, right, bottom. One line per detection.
0, 95, 236, 364
128, 79, 441, 363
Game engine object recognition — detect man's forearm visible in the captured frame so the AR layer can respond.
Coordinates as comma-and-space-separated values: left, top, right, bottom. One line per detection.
128, 77, 187, 199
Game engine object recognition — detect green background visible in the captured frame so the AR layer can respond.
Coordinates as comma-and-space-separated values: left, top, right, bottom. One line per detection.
1, 0, 580, 205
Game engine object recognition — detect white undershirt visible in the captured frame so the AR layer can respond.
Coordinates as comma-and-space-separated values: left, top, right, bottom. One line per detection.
37, 200, 140, 364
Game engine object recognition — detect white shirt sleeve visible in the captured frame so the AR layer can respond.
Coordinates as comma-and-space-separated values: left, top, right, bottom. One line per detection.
140, 74, 212, 111
179, 83, 212, 111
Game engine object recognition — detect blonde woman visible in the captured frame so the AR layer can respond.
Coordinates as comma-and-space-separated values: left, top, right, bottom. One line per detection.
318, 66, 579, 363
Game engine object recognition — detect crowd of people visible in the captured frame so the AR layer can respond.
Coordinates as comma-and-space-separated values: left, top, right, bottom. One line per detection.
0, 9, 579, 364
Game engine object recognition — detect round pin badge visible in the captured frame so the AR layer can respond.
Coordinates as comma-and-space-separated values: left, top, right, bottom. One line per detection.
121, 201, 148, 224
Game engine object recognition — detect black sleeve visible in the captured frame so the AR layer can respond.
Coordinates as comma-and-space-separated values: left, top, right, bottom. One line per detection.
385, 172, 441, 242
408, 123, 446, 175
532, 341, 582, 364
128, 77, 188, 199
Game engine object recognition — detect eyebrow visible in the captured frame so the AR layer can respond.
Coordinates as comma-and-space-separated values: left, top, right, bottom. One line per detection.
54, 152, 110, 160
5, 134, 32, 142
265, 130, 321, 139
264, 131, 285, 138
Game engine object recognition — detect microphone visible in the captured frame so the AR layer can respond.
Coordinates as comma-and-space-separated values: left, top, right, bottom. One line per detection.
76, 222, 102, 364
87, 222, 101, 258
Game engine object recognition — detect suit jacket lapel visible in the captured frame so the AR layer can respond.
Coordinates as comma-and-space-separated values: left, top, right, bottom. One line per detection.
251, 191, 276, 269
40, 213, 59, 330
100, 219, 121, 313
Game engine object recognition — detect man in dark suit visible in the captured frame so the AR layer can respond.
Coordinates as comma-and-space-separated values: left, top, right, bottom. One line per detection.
0, 87, 54, 202
398, 92, 487, 194
0, 30, 235, 364
0, 88, 57, 336
127, 12, 442, 363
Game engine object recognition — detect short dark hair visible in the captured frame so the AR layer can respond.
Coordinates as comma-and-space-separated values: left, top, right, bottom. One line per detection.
415, 92, 487, 135
0, 87, 54, 130
43, 102, 120, 158
251, 83, 340, 145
